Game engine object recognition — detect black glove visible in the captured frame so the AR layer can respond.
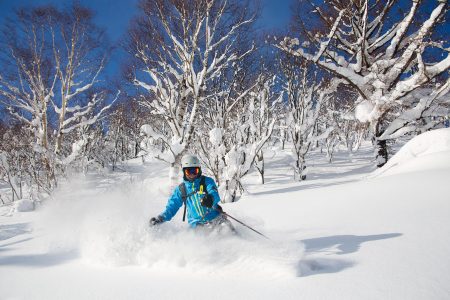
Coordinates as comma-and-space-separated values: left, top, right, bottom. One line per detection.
149, 215, 164, 226
200, 194, 214, 208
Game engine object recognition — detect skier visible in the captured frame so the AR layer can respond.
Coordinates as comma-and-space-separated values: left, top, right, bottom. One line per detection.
149, 154, 234, 232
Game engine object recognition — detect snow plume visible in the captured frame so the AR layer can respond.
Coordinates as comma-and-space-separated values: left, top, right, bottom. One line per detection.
37, 171, 304, 278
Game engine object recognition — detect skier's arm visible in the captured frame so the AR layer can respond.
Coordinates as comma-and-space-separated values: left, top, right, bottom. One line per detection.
205, 177, 221, 208
160, 187, 183, 222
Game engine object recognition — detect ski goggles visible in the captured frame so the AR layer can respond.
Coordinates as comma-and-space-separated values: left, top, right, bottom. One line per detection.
184, 167, 200, 176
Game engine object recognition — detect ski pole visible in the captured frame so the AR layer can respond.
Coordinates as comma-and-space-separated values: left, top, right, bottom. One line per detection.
218, 208, 270, 240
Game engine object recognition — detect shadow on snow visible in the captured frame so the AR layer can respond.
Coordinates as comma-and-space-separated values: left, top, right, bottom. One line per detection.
0, 223, 31, 241
0, 222, 78, 267
297, 233, 402, 277
0, 250, 79, 267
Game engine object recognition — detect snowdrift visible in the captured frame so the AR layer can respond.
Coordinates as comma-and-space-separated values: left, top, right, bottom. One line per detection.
372, 128, 450, 177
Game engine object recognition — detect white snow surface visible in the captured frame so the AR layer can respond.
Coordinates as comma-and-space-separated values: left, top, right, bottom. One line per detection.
372, 128, 450, 177
1, 130, 450, 299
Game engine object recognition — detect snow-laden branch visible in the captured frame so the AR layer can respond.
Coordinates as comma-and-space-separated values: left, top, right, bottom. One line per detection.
61, 91, 119, 134
380, 79, 450, 140
277, 0, 449, 166
385, 0, 447, 87
314, 9, 345, 62
65, 60, 104, 101
132, 0, 256, 185
384, 0, 420, 60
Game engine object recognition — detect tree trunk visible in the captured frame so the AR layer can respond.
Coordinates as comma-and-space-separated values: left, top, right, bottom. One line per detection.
255, 151, 265, 184
374, 138, 388, 168
55, 104, 66, 155
294, 155, 307, 181
169, 150, 186, 190
169, 162, 181, 190
374, 123, 388, 168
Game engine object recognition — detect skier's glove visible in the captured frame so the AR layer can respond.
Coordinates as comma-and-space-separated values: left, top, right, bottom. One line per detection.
201, 194, 214, 208
149, 215, 164, 226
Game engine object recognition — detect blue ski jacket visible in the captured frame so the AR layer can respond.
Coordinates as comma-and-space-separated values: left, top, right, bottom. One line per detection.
160, 176, 221, 227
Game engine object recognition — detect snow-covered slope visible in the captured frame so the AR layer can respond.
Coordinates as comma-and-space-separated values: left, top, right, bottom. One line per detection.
372, 128, 450, 177
1, 131, 450, 299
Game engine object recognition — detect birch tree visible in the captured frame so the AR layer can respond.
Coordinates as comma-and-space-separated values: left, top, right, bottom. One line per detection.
248, 73, 281, 184
325, 86, 368, 160
0, 5, 113, 190
278, 0, 449, 166
281, 58, 334, 180
128, 0, 254, 186
0, 123, 49, 201
195, 70, 278, 202
50, 5, 108, 155
0, 7, 59, 186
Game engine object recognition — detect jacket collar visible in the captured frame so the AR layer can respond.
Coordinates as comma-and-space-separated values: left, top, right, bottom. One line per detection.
183, 175, 202, 184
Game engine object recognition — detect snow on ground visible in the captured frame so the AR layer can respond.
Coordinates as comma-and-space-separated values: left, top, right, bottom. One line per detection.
371, 128, 450, 177
1, 130, 450, 299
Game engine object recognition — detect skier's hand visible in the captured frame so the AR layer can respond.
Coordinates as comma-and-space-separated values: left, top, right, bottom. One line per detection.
201, 194, 214, 208
149, 215, 164, 226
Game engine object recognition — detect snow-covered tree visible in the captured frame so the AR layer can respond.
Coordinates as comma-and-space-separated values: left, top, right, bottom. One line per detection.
128, 0, 254, 186
221, 75, 279, 194
194, 68, 278, 201
0, 5, 114, 190
322, 129, 340, 163
49, 5, 109, 155
0, 123, 50, 201
73, 124, 107, 173
0, 7, 58, 186
379, 79, 450, 139
280, 58, 334, 180
106, 101, 148, 170
278, 0, 450, 166
274, 116, 289, 150
248, 73, 282, 184
324, 86, 368, 161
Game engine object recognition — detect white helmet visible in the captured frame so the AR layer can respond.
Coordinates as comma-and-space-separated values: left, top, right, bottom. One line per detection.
181, 154, 201, 168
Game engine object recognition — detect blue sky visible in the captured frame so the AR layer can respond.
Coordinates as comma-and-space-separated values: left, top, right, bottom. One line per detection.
0, 0, 295, 42
0, 0, 295, 79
